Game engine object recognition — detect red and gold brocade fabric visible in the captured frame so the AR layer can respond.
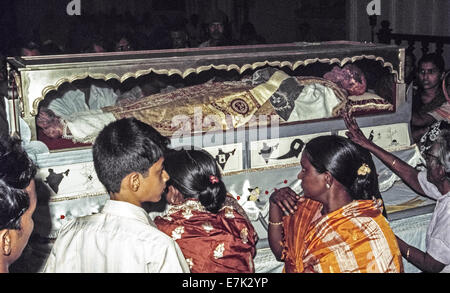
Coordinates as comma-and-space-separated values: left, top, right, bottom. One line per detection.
282, 198, 403, 273
154, 199, 257, 273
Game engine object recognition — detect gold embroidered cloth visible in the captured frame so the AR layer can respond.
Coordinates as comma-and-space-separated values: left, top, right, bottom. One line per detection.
102, 73, 348, 137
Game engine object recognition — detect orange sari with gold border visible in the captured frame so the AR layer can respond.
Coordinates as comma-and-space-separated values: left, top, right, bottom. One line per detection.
282, 198, 403, 273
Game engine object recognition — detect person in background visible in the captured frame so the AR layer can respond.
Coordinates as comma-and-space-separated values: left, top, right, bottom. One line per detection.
43, 118, 189, 273
238, 22, 266, 45
81, 33, 108, 53
169, 26, 189, 49
411, 53, 448, 142
198, 10, 230, 48
154, 149, 257, 273
0, 135, 37, 273
185, 14, 203, 47
40, 40, 64, 55
114, 33, 135, 52
344, 111, 450, 273
268, 135, 402, 273
19, 40, 40, 56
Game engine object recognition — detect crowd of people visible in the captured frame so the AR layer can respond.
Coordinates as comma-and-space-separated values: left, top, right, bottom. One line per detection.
0, 9, 449, 274
0, 106, 448, 273
8, 10, 266, 58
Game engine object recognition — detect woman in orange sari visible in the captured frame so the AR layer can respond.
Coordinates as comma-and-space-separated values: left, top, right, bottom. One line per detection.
268, 135, 403, 273
154, 149, 257, 273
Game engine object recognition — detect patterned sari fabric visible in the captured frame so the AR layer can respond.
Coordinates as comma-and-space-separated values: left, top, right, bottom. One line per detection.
154, 199, 257, 273
282, 198, 403, 273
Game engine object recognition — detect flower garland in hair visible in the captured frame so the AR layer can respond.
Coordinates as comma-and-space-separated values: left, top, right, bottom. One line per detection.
357, 163, 371, 176
209, 175, 219, 184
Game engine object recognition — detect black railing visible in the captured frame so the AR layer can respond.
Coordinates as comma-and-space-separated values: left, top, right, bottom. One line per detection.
377, 20, 450, 57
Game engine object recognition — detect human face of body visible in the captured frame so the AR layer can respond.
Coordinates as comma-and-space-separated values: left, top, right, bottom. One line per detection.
297, 152, 328, 203
8, 180, 36, 264
43, 122, 64, 138
139, 157, 170, 203
418, 62, 442, 92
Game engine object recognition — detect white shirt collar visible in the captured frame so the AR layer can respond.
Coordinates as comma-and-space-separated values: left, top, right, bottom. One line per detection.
101, 200, 153, 225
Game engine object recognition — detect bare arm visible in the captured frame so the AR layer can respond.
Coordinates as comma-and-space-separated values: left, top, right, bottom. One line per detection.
343, 112, 426, 196
267, 187, 299, 261
396, 236, 445, 273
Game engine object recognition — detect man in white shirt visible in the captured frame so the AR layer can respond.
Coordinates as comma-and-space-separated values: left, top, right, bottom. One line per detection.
43, 118, 189, 273
417, 170, 450, 273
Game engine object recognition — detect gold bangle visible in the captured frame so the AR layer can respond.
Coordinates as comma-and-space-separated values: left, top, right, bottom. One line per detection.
406, 247, 410, 259
268, 220, 283, 226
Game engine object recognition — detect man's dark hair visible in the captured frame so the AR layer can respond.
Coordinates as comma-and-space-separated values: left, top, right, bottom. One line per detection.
93, 118, 170, 194
0, 135, 36, 230
0, 135, 36, 189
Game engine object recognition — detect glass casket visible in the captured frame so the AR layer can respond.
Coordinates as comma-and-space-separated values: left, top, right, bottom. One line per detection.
6, 42, 432, 272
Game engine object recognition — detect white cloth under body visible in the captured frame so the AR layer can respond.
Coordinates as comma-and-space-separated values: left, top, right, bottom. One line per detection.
418, 171, 450, 273
287, 83, 341, 122
48, 84, 118, 143
43, 200, 190, 273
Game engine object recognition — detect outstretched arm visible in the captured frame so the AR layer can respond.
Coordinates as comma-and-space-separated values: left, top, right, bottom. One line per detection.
342, 112, 425, 196
396, 236, 445, 273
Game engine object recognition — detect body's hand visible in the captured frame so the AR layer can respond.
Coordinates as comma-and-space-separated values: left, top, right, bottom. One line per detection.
269, 187, 301, 215
342, 111, 372, 149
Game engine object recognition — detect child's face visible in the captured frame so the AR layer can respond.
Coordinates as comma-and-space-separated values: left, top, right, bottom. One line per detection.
138, 157, 170, 203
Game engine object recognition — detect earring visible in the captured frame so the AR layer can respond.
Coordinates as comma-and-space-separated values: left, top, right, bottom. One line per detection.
2, 232, 11, 256
326, 183, 330, 189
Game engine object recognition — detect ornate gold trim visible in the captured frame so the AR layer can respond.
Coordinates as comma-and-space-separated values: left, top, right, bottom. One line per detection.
10, 71, 26, 117
49, 191, 107, 202
398, 48, 405, 83
31, 55, 400, 116
223, 162, 300, 177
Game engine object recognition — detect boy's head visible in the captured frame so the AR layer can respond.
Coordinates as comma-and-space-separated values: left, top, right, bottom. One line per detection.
93, 118, 170, 205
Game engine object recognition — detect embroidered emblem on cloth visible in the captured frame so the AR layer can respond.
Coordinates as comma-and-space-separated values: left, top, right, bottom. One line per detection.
230, 98, 250, 115
171, 226, 185, 240
214, 243, 225, 259
202, 221, 214, 233
240, 227, 249, 244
